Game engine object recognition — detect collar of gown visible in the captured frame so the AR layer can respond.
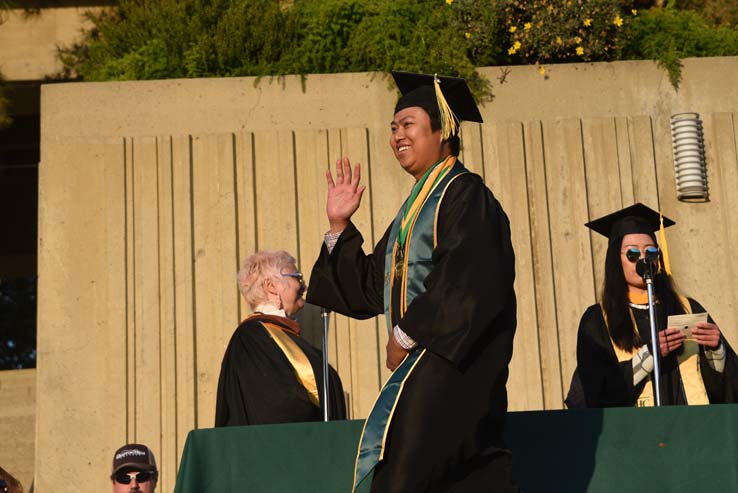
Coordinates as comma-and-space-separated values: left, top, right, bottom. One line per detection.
250, 304, 301, 336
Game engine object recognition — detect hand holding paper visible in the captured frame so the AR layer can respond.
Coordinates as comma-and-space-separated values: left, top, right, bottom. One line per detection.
667, 312, 708, 341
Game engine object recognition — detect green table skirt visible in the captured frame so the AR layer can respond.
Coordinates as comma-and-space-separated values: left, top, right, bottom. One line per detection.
175, 404, 738, 493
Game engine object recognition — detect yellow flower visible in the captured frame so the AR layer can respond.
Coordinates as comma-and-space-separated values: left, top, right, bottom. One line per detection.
614, 16, 623, 27
575, 36, 582, 44
508, 46, 517, 55
509, 25, 517, 33
583, 18, 592, 27
632, 9, 638, 16
524, 22, 532, 30
576, 46, 584, 56
465, 32, 471, 39
538, 66, 546, 75
446, 0, 453, 4
514, 41, 521, 50
556, 36, 562, 45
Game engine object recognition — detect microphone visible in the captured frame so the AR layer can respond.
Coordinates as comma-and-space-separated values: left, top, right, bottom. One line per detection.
636, 247, 660, 280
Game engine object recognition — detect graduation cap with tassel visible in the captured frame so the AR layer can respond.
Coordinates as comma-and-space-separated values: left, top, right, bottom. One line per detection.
585, 202, 675, 275
391, 71, 483, 140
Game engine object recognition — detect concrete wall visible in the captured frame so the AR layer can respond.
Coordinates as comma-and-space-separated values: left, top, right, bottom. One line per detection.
0, 4, 108, 81
38, 58, 738, 492
0, 369, 35, 491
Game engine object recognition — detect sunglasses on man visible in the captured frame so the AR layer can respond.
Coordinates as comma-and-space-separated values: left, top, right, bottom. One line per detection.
622, 246, 659, 263
113, 471, 157, 485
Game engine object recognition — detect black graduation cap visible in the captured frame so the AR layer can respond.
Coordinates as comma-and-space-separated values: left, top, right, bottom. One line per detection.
585, 202, 675, 240
391, 71, 483, 140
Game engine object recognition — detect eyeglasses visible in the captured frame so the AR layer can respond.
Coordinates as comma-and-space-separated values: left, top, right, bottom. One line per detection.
622, 246, 659, 263
113, 471, 157, 485
282, 272, 305, 287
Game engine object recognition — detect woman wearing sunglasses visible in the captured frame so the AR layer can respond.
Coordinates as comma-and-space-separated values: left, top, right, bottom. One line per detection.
215, 250, 346, 426
572, 203, 738, 408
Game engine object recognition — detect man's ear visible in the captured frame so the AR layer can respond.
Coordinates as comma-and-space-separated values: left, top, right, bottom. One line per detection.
263, 277, 279, 296
440, 138, 451, 155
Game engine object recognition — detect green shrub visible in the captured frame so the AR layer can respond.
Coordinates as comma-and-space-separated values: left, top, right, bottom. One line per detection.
342, 0, 497, 97
619, 6, 738, 87
675, 0, 738, 28
500, 0, 631, 68
59, 0, 502, 100
60, 0, 293, 81
279, 0, 368, 75
55, 0, 738, 96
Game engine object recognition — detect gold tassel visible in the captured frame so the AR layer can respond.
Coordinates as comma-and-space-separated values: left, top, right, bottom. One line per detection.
433, 74, 458, 140
659, 212, 672, 276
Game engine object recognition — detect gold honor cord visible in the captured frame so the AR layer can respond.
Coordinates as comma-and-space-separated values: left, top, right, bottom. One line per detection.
674, 295, 708, 405
262, 322, 320, 407
398, 156, 455, 248
398, 156, 456, 313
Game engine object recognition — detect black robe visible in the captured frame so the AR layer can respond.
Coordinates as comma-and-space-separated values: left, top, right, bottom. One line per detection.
576, 298, 738, 408
215, 314, 346, 426
308, 173, 518, 492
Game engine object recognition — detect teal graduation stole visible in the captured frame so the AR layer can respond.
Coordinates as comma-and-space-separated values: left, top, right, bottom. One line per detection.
352, 158, 468, 491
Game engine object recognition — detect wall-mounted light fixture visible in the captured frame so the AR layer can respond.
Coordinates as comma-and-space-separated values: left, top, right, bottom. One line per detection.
670, 112, 708, 202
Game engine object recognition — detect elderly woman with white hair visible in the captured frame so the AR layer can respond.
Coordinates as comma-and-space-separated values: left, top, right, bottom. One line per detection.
215, 250, 346, 426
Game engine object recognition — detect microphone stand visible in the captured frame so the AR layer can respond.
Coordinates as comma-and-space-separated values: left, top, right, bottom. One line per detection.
637, 253, 662, 406
320, 308, 331, 421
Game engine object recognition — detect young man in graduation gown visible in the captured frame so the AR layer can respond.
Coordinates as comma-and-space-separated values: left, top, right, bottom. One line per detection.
307, 72, 518, 492
215, 251, 346, 426
573, 203, 738, 408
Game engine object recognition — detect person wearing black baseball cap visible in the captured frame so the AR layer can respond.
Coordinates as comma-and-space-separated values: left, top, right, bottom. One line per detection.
308, 71, 517, 492
110, 444, 158, 493
571, 203, 738, 408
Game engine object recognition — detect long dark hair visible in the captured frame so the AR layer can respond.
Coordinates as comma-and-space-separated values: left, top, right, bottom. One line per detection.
601, 233, 685, 351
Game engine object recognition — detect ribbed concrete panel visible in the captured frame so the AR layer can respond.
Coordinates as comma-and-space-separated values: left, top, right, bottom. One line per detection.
484, 121, 544, 411
522, 120, 563, 409
706, 114, 738, 332
170, 134, 197, 470
541, 118, 597, 401
582, 117, 623, 294
37, 136, 128, 492
190, 133, 241, 429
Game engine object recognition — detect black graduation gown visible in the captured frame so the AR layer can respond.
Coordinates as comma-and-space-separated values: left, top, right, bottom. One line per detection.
308, 173, 518, 492
576, 298, 738, 408
215, 314, 346, 426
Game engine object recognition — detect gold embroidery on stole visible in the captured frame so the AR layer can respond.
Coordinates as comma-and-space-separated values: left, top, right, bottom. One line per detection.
262, 322, 320, 407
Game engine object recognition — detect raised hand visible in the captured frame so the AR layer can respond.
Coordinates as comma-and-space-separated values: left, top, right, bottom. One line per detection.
326, 157, 366, 233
